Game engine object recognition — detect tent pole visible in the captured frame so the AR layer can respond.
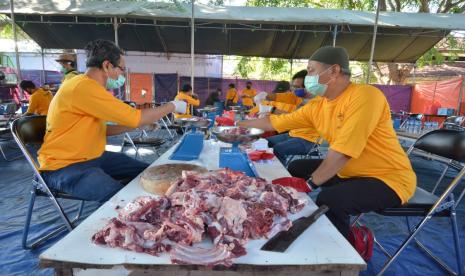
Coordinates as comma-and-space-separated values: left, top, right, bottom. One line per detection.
191, 0, 195, 114
290, 59, 293, 79
332, 25, 338, 46
366, 0, 381, 84
457, 77, 465, 115
10, 0, 22, 99
41, 48, 46, 86
113, 17, 119, 46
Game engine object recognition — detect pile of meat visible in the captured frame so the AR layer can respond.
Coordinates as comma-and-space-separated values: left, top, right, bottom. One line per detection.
92, 168, 308, 266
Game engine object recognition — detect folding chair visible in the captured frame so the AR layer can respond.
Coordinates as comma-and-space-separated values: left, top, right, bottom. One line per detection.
284, 137, 324, 167
442, 115, 465, 131
0, 103, 22, 161
10, 116, 85, 249
353, 129, 465, 275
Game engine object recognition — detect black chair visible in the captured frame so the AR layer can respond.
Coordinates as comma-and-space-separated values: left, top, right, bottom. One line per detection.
354, 129, 465, 275
443, 115, 465, 131
10, 116, 86, 249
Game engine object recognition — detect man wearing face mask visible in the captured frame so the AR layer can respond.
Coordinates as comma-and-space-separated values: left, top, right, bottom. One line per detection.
56, 53, 79, 83
38, 39, 187, 202
241, 81, 257, 109
238, 46, 416, 239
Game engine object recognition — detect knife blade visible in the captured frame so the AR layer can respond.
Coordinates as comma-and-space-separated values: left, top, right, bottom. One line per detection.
261, 205, 329, 252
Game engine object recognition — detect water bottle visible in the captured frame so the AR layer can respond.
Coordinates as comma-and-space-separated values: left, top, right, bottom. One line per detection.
415, 120, 421, 134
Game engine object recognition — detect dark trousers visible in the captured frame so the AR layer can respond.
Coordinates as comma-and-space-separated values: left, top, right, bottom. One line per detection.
288, 159, 401, 238
42, 151, 148, 203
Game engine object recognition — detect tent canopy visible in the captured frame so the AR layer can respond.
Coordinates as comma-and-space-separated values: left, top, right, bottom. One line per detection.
1, 0, 465, 62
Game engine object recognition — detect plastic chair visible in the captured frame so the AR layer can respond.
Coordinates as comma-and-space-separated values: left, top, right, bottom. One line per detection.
353, 129, 465, 275
10, 116, 85, 249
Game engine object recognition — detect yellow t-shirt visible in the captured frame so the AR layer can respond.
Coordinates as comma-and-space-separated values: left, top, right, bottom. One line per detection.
241, 88, 256, 107
270, 83, 416, 204
174, 91, 200, 119
275, 91, 303, 106
225, 88, 239, 104
38, 75, 141, 171
26, 88, 53, 115
62, 70, 79, 83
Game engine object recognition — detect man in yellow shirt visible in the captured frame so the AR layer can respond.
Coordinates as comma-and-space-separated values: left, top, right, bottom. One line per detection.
266, 74, 320, 164
39, 39, 187, 202
238, 46, 416, 238
20, 80, 53, 116
241, 81, 256, 108
56, 53, 79, 83
174, 84, 200, 119
225, 83, 239, 108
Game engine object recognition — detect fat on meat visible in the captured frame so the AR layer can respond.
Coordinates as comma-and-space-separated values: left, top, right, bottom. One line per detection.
92, 168, 308, 266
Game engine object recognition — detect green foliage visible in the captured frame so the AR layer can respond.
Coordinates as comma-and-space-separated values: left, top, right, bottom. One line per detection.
234, 57, 254, 78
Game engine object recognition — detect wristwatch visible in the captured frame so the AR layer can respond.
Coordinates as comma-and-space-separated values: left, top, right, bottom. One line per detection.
306, 176, 319, 190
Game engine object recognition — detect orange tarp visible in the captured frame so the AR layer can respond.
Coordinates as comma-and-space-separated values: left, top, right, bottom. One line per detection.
410, 77, 465, 115
129, 73, 153, 105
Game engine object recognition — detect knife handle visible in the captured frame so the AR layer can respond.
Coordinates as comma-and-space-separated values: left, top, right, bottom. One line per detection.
311, 205, 329, 221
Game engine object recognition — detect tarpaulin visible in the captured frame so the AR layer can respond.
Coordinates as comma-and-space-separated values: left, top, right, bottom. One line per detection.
373, 84, 412, 113
154, 73, 177, 103
20, 70, 63, 86
410, 77, 465, 115
128, 73, 153, 104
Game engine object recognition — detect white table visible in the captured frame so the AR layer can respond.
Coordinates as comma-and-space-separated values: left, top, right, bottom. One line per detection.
40, 140, 366, 276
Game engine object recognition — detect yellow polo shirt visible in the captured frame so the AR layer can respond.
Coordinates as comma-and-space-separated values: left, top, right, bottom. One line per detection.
26, 88, 53, 115
62, 70, 79, 83
275, 91, 303, 106
241, 88, 256, 107
174, 91, 200, 119
38, 75, 141, 171
225, 88, 239, 104
270, 83, 416, 204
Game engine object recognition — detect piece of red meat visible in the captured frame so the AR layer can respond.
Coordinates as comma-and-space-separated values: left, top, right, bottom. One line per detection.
92, 168, 309, 266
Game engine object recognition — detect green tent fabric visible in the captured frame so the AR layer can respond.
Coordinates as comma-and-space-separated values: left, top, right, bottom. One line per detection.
1, 0, 464, 62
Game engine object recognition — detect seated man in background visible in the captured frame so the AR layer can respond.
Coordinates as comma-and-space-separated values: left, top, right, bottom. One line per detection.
174, 84, 200, 119
238, 46, 415, 239
225, 83, 238, 108
56, 53, 79, 83
206, 88, 221, 106
241, 81, 257, 109
39, 39, 187, 203
266, 70, 320, 164
20, 80, 53, 116
267, 80, 303, 113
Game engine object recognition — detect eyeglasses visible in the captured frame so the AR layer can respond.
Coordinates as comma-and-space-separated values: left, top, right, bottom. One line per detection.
115, 65, 126, 72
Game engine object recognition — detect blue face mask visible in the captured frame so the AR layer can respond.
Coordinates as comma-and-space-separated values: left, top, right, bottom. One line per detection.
106, 74, 126, 90
304, 66, 333, 96
60, 67, 68, 74
294, 88, 306, 97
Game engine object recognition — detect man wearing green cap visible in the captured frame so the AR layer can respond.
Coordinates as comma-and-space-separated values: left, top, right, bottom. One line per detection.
238, 46, 416, 239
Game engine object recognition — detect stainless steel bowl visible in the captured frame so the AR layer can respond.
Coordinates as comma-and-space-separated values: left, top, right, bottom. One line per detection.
211, 126, 264, 144
197, 106, 218, 113
229, 105, 244, 111
175, 117, 212, 128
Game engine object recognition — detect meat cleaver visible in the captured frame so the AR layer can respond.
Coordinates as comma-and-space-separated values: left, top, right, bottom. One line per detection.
261, 205, 329, 252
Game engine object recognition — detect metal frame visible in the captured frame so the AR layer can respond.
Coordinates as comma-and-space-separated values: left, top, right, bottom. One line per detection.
284, 137, 324, 167
121, 128, 166, 159
352, 139, 465, 275
10, 117, 84, 249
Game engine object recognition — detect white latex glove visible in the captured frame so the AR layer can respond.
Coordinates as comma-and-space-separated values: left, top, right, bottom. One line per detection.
170, 100, 187, 114
258, 104, 273, 114
254, 91, 268, 105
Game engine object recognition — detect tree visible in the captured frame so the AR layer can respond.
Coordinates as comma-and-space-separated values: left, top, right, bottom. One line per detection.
241, 0, 465, 84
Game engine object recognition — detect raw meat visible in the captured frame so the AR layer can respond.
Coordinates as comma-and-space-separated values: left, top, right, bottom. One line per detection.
92, 168, 308, 266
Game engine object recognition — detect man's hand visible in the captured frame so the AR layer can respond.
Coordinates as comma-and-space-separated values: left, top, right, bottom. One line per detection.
310, 149, 350, 186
